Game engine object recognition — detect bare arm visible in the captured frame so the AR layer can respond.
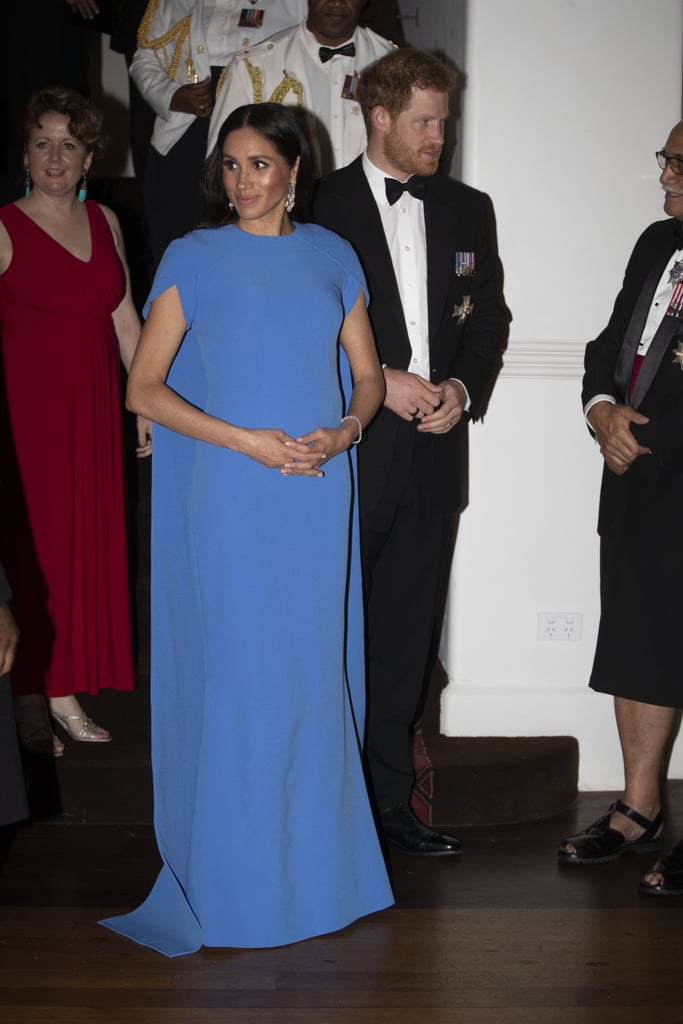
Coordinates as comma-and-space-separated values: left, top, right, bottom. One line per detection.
127, 285, 315, 470
0, 220, 12, 275
291, 292, 384, 475
101, 205, 152, 457
102, 205, 141, 372
338, 293, 386, 430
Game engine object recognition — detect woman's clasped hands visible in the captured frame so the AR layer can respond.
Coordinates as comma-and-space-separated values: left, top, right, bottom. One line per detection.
243, 423, 358, 477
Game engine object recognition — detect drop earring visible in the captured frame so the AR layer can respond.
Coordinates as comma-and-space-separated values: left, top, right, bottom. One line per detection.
285, 179, 296, 214
24, 167, 32, 198
77, 172, 88, 203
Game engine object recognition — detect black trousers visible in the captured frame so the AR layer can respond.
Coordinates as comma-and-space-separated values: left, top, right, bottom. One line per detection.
360, 435, 452, 811
144, 116, 211, 267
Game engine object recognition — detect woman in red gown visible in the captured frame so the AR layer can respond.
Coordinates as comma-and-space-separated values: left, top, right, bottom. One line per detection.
0, 87, 151, 755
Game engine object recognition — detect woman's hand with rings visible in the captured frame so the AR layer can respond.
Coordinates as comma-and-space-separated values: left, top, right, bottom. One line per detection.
281, 425, 355, 477
238, 428, 315, 472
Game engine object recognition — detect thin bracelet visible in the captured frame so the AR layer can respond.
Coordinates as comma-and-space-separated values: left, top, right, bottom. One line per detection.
340, 415, 362, 444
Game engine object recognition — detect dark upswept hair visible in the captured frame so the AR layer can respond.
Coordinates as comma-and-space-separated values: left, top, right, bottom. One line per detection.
22, 87, 106, 156
356, 49, 461, 132
202, 103, 313, 226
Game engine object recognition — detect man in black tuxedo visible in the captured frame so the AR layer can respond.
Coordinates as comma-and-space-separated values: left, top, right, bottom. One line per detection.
313, 48, 507, 855
559, 121, 683, 894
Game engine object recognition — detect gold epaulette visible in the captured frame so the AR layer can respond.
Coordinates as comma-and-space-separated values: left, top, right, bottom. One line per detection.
215, 65, 229, 98
245, 60, 264, 103
215, 57, 265, 101
137, 0, 191, 81
269, 74, 304, 106
215, 60, 304, 106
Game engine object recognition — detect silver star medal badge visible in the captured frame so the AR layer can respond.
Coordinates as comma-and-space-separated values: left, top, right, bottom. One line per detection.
451, 295, 474, 323
669, 260, 683, 285
452, 251, 475, 322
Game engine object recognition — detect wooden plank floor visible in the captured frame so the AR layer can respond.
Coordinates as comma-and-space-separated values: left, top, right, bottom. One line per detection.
2, 786, 682, 1024
3, 462, 681, 1022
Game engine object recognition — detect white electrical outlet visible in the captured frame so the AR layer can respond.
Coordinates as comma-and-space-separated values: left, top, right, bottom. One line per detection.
538, 612, 583, 641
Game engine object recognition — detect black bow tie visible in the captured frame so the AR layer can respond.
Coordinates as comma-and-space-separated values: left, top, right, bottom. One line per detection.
385, 175, 428, 205
319, 41, 356, 63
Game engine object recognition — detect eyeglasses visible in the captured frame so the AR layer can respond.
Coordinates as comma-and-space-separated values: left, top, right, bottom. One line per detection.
656, 150, 683, 175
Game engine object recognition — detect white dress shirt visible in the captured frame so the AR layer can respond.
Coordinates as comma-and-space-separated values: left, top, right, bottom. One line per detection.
362, 153, 430, 378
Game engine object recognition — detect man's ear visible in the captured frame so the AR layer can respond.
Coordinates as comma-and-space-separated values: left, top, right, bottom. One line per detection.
370, 105, 391, 135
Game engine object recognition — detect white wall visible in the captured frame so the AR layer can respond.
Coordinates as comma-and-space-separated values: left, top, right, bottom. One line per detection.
404, 0, 683, 789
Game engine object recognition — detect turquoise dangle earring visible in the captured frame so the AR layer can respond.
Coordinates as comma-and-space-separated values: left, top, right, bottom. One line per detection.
77, 171, 88, 203
24, 167, 32, 198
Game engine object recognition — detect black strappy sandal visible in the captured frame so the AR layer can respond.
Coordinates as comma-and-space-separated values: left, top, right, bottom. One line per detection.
640, 839, 683, 895
558, 799, 663, 864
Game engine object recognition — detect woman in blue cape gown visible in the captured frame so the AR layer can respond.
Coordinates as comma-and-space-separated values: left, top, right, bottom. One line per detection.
100, 103, 393, 956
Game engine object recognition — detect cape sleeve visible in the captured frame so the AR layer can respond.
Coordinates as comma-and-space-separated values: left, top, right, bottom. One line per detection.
305, 223, 370, 314
143, 235, 200, 326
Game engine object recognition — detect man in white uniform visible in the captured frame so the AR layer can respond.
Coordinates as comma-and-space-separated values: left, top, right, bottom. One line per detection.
130, 0, 306, 262
207, 0, 395, 176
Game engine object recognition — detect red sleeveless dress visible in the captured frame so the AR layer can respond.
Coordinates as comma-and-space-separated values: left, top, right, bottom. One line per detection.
0, 201, 135, 697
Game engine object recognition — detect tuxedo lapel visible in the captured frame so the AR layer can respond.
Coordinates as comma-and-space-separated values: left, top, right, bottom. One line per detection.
353, 173, 399, 304
343, 163, 412, 364
614, 248, 673, 398
424, 184, 455, 338
630, 314, 683, 408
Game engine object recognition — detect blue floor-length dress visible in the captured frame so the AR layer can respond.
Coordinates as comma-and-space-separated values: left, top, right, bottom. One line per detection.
100, 222, 393, 956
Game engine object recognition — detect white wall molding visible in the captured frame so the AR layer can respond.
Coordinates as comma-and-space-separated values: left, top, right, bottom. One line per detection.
501, 338, 585, 380
432, 0, 683, 790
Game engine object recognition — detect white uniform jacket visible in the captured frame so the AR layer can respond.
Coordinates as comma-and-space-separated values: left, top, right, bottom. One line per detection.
207, 20, 395, 174
131, 0, 306, 156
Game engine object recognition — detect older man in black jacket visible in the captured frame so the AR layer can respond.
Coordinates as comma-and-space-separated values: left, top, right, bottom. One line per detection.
559, 121, 683, 895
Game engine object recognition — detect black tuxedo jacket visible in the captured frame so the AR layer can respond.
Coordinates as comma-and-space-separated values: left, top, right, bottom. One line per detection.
312, 157, 507, 516
583, 218, 683, 535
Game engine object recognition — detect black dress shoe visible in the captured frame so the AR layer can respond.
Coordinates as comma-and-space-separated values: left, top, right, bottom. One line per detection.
380, 803, 462, 856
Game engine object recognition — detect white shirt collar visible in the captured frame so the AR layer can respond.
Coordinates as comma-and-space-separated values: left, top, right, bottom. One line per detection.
362, 152, 394, 208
